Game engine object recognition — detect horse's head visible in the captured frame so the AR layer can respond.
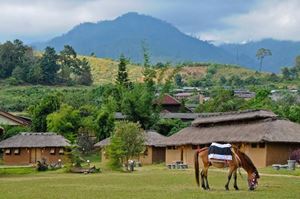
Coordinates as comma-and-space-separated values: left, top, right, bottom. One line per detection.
248, 170, 259, 191
235, 149, 260, 191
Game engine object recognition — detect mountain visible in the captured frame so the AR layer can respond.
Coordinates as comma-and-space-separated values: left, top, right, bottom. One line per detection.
34, 13, 300, 73
221, 39, 300, 73
34, 12, 237, 65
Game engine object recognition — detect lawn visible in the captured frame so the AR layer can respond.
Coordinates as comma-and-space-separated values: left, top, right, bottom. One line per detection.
1, 165, 300, 199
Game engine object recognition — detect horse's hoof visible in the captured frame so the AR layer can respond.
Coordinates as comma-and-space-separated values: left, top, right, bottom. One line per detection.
234, 187, 239, 191
225, 187, 229, 191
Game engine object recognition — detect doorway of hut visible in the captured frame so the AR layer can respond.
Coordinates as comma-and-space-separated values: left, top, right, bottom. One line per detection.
152, 147, 166, 163
30, 148, 42, 163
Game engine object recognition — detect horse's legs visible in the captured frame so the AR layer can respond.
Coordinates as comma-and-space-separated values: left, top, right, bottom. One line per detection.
225, 168, 234, 190
200, 170, 206, 190
203, 168, 210, 190
233, 170, 239, 190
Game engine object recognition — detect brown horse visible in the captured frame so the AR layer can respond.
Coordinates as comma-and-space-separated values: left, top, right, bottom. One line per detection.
194, 146, 260, 191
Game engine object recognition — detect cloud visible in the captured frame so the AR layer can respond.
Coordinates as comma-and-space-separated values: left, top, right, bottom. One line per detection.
0, 0, 256, 43
0, 0, 154, 42
3, 0, 299, 44
199, 0, 300, 44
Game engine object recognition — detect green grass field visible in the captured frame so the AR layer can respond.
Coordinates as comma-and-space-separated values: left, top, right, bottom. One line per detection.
1, 165, 300, 199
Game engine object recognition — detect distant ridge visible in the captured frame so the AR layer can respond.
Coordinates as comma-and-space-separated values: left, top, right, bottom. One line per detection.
34, 12, 300, 72
33, 12, 238, 65
221, 39, 300, 72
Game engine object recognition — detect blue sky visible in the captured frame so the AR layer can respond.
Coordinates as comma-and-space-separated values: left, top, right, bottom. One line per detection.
0, 0, 299, 44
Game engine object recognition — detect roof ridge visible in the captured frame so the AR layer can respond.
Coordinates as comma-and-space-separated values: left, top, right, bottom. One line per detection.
20, 132, 57, 136
197, 109, 261, 118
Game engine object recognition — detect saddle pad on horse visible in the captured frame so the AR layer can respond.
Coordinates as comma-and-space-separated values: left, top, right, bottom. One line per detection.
208, 143, 232, 161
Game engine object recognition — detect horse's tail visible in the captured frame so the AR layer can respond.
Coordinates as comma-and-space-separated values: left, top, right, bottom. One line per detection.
194, 147, 208, 187
194, 150, 200, 186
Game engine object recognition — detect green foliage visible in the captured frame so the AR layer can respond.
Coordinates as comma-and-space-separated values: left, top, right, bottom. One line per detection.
30, 94, 60, 132
106, 137, 125, 169
116, 54, 130, 88
155, 119, 190, 136
46, 104, 80, 142
39, 47, 59, 84
76, 58, 93, 86
66, 145, 84, 168
256, 48, 272, 71
107, 121, 145, 170
244, 89, 274, 110
0, 40, 92, 86
174, 74, 184, 87
96, 97, 116, 141
77, 128, 95, 154
121, 84, 158, 129
0, 125, 30, 141
142, 44, 156, 91
196, 88, 245, 112
0, 39, 35, 80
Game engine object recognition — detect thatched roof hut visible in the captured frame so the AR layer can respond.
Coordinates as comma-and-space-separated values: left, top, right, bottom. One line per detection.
94, 131, 167, 148
164, 110, 300, 146
164, 110, 300, 167
0, 132, 70, 148
0, 111, 31, 126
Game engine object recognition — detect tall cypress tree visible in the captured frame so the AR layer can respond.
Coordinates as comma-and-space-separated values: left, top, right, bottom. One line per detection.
116, 54, 130, 87
39, 47, 59, 84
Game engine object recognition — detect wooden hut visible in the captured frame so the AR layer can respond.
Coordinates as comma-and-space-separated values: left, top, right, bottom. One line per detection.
0, 132, 70, 165
154, 94, 192, 113
0, 111, 31, 126
164, 110, 300, 168
94, 131, 166, 165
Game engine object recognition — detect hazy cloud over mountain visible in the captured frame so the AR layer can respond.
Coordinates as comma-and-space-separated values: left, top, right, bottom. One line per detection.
1, 0, 299, 44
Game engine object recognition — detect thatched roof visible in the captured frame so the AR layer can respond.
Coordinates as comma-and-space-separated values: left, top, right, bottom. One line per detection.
160, 113, 201, 120
164, 110, 300, 146
0, 111, 31, 126
155, 94, 181, 105
94, 131, 167, 148
94, 137, 111, 148
115, 112, 200, 121
192, 110, 277, 126
0, 133, 70, 148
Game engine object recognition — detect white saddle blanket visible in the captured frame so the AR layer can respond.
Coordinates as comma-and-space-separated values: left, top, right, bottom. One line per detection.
208, 142, 232, 161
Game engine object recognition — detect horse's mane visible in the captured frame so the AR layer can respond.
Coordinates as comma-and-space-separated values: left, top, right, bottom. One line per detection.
234, 148, 260, 178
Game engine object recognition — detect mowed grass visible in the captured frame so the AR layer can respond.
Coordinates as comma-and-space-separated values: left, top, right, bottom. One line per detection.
1, 165, 300, 199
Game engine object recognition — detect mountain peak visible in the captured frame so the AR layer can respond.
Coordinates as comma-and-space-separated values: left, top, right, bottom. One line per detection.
34, 13, 235, 65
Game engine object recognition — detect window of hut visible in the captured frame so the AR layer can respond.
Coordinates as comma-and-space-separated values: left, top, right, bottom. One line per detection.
5, 149, 11, 155
251, 143, 257, 148
167, 146, 177, 150
199, 144, 206, 148
259, 143, 265, 148
14, 148, 20, 155
58, 148, 64, 155
192, 145, 199, 150
50, 148, 56, 155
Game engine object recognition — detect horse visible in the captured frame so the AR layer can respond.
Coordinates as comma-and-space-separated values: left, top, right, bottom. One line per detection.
194, 146, 260, 191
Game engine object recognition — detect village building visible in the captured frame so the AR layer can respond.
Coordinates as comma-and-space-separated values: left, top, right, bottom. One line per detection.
0, 111, 31, 135
0, 111, 31, 126
0, 132, 70, 165
94, 131, 166, 165
163, 110, 300, 168
155, 94, 192, 113
115, 112, 200, 122
174, 92, 193, 100
234, 90, 256, 100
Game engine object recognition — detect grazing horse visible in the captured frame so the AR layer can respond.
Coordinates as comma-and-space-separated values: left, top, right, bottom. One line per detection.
194, 146, 260, 191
